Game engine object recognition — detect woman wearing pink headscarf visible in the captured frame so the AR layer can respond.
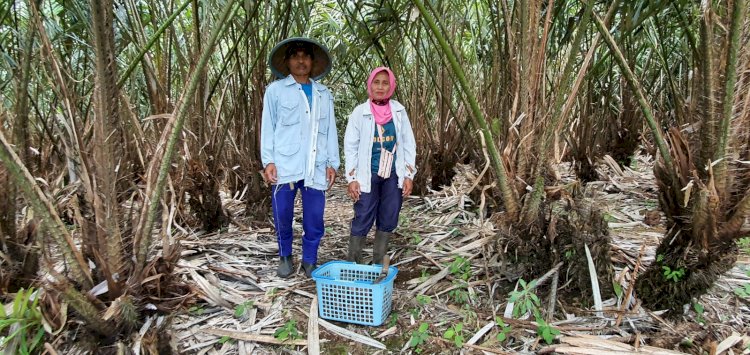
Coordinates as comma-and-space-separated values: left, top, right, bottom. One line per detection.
343, 67, 417, 265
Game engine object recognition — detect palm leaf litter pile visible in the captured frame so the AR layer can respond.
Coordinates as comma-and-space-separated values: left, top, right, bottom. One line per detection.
167, 156, 750, 354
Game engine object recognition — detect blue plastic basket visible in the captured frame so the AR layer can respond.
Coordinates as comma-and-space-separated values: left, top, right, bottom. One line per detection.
311, 261, 398, 326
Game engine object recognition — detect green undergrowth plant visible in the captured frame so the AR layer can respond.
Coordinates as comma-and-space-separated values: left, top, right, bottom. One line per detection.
662, 266, 686, 282
738, 237, 750, 254
461, 304, 477, 324
508, 279, 560, 344
410, 307, 421, 319
416, 294, 432, 306
274, 319, 301, 342
408, 322, 430, 353
448, 256, 471, 281
692, 302, 706, 325
388, 313, 399, 328
656, 254, 687, 282
733, 269, 750, 299
234, 300, 254, 320
0, 288, 46, 354
534, 311, 560, 345
448, 283, 471, 304
495, 317, 512, 343
442, 322, 465, 348
509, 279, 540, 318
447, 256, 473, 305
411, 232, 423, 244
420, 269, 431, 282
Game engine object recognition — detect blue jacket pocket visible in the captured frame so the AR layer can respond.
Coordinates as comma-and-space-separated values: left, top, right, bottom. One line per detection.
280, 100, 300, 125
277, 143, 300, 156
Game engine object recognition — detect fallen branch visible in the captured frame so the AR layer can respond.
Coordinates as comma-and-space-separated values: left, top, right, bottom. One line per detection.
296, 307, 386, 350
307, 297, 320, 355
202, 328, 307, 346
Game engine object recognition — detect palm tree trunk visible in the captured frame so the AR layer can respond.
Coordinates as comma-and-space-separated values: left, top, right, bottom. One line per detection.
412, 0, 520, 219
133, 0, 239, 268
698, 5, 716, 176
90, 0, 125, 276
713, 0, 746, 196
0, 126, 92, 288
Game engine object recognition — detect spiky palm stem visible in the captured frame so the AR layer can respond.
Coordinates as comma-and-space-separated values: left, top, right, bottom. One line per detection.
134, 0, 239, 267
0, 126, 92, 287
412, 0, 520, 219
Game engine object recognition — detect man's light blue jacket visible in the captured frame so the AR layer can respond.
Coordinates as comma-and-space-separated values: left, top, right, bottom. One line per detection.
260, 75, 340, 190
344, 99, 417, 193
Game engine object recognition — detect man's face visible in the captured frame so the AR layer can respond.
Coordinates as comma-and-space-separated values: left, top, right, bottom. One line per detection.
287, 50, 312, 78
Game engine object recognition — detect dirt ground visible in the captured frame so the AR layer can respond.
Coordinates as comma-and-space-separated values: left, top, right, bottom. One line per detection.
171, 155, 750, 354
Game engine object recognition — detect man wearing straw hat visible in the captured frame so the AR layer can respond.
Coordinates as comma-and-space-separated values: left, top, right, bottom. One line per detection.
261, 38, 339, 278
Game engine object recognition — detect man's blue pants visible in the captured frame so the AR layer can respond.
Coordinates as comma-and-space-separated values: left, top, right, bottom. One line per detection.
351, 174, 402, 237
271, 180, 325, 265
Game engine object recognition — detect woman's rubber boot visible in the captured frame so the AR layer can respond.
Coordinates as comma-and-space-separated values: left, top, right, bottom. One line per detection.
373, 230, 391, 265
347, 236, 365, 264
302, 262, 316, 278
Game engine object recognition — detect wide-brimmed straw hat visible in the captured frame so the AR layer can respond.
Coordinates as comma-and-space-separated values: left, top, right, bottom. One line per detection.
268, 37, 332, 80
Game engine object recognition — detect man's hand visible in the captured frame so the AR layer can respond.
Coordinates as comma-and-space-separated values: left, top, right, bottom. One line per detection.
347, 181, 361, 202
264, 163, 278, 184
326, 167, 337, 190
402, 178, 413, 197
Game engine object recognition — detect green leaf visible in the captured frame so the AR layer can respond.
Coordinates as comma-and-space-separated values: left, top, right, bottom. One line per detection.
508, 293, 519, 303
734, 288, 749, 298
454, 335, 464, 348
419, 323, 429, 332
542, 327, 555, 344
274, 328, 289, 341
455, 323, 463, 332
444, 329, 455, 339
613, 282, 623, 298
530, 293, 540, 306
693, 303, 704, 314
219, 335, 231, 344
234, 305, 245, 318
519, 279, 527, 288
31, 327, 45, 352
497, 332, 507, 342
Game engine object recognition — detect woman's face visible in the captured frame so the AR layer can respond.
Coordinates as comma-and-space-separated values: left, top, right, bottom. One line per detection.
371, 71, 390, 101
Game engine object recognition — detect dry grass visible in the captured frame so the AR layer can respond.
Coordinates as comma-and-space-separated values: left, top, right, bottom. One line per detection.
161, 154, 749, 354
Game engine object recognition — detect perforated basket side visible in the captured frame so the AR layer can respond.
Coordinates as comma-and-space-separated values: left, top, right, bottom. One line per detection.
312, 261, 397, 326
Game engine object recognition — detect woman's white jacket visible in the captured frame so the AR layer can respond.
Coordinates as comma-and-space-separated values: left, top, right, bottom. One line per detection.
344, 99, 417, 193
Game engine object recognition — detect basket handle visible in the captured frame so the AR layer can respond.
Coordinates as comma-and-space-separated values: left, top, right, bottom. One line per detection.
372, 255, 390, 284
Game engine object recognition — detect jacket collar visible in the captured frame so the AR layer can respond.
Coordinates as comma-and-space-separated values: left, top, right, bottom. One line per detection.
283, 74, 328, 93
363, 99, 405, 116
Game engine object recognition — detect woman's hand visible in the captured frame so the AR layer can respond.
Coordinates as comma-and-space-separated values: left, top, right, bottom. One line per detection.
347, 181, 361, 202
402, 178, 413, 197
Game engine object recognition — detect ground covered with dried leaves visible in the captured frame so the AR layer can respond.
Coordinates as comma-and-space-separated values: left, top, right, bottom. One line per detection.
171, 156, 750, 354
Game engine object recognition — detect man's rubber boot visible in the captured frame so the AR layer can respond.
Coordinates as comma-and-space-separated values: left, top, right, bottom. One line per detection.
347, 236, 365, 264
277, 256, 294, 278
302, 262, 317, 278
373, 230, 391, 265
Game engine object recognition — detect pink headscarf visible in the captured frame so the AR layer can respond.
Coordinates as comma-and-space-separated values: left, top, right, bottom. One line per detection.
367, 67, 396, 125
